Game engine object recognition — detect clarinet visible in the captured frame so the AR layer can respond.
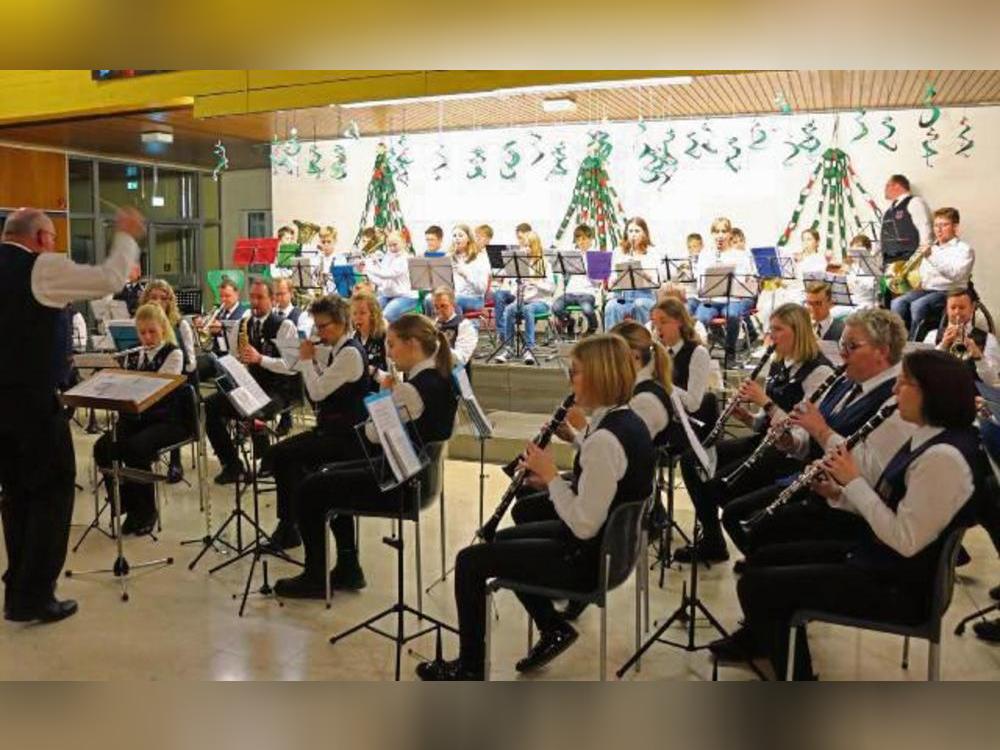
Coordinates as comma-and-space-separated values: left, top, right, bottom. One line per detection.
740, 402, 898, 533
720, 364, 846, 487
480, 394, 575, 542
701, 344, 776, 448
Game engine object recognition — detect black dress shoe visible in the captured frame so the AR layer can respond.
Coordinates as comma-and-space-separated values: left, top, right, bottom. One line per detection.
673, 541, 729, 564
708, 625, 765, 661
990, 584, 1000, 602
973, 617, 1000, 643
166, 463, 184, 484
213, 464, 244, 485
5, 598, 78, 624
265, 522, 302, 551
515, 623, 579, 673
274, 573, 326, 599
330, 563, 366, 591
416, 658, 484, 681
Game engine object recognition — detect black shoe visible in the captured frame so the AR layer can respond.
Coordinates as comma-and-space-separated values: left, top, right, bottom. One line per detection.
515, 623, 579, 673
265, 522, 302, 551
973, 617, 1000, 643
708, 625, 765, 661
330, 563, 366, 591
213, 464, 244, 485
673, 541, 729, 564
273, 573, 326, 600
166, 463, 184, 485
559, 600, 589, 621
5, 598, 78, 624
416, 658, 484, 681
989, 584, 1000, 602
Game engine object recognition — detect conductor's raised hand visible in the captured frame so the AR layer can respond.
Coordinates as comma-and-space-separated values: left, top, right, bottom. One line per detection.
115, 207, 146, 241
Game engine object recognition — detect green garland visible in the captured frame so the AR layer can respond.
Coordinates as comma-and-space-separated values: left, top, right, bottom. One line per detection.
554, 131, 626, 250
354, 143, 410, 248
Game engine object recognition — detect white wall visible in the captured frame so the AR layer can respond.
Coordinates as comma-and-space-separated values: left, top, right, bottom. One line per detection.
272, 107, 998, 312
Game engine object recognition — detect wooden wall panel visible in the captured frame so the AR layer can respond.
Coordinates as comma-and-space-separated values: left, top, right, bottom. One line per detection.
0, 145, 67, 211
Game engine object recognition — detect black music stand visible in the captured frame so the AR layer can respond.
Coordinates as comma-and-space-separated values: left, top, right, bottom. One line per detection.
662, 256, 695, 284
698, 266, 758, 371
485, 252, 547, 362
607, 261, 659, 331
545, 250, 588, 345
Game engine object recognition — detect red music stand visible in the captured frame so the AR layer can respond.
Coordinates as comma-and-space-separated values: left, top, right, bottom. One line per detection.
233, 238, 279, 267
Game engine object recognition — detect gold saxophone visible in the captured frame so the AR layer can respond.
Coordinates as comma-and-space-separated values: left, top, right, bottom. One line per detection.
237, 316, 250, 354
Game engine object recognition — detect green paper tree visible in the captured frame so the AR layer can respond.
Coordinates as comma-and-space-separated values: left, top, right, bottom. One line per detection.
354, 143, 411, 248
554, 131, 627, 251
777, 147, 881, 260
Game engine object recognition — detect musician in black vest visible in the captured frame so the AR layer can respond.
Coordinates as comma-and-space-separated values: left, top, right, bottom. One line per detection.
264, 296, 371, 550
923, 288, 999, 384
93, 304, 187, 536
880, 174, 932, 269
650, 298, 717, 442
711, 350, 982, 680
0, 206, 144, 624
204, 279, 300, 484
417, 335, 654, 680
275, 314, 458, 598
722, 308, 909, 557
113, 261, 146, 316
677, 303, 834, 563
431, 286, 478, 372
350, 288, 388, 390
195, 278, 248, 382
272, 277, 306, 436
804, 281, 845, 342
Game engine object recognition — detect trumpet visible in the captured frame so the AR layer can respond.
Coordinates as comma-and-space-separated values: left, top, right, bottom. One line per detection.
701, 344, 776, 448
740, 403, 898, 534
720, 364, 846, 487
950, 322, 973, 361
196, 305, 223, 350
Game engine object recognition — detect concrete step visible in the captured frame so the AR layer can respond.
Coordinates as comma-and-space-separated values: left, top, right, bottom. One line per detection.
449, 408, 576, 470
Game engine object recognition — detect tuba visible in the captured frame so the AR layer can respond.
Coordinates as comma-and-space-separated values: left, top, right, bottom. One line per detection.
294, 220, 321, 246
886, 249, 923, 295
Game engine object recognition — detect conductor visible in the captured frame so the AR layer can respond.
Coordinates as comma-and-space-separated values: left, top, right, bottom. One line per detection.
0, 206, 146, 624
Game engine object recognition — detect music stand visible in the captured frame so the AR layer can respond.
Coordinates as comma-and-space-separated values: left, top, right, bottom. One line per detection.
825, 273, 853, 307
409, 256, 455, 293
485, 252, 547, 362
699, 264, 758, 371
62, 370, 184, 601
234, 238, 279, 278
607, 260, 659, 325
332, 265, 358, 297
662, 256, 695, 284
485, 244, 517, 271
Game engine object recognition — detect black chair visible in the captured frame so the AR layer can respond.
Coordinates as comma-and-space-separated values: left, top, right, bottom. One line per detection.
153, 384, 208, 531
484, 498, 649, 681
324, 441, 456, 681
786, 527, 967, 681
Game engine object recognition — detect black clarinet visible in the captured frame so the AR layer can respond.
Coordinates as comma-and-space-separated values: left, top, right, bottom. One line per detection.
740, 402, 898, 533
720, 364, 847, 487
480, 394, 575, 542
701, 344, 776, 448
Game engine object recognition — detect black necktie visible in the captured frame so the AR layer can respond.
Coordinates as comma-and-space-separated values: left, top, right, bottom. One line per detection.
814, 322, 823, 338
253, 320, 262, 348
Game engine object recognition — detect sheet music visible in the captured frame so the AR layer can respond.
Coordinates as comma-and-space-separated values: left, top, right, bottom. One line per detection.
364, 391, 423, 483
669, 391, 712, 474
698, 264, 735, 298
453, 365, 493, 438
73, 353, 119, 370
65, 370, 172, 404
409, 257, 455, 291
216, 354, 272, 417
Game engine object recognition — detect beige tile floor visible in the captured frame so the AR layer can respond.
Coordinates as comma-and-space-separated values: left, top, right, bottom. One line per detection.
2, 423, 999, 681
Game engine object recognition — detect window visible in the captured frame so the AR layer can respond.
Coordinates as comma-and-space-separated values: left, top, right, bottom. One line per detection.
245, 210, 271, 239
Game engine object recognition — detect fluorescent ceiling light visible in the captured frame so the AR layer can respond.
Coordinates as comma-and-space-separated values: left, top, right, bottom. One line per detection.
141, 130, 173, 145
542, 96, 577, 113
338, 75, 693, 109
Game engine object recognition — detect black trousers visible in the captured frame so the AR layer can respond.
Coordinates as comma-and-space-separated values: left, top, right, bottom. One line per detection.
738, 540, 923, 679
0, 391, 76, 610
266, 426, 363, 524
679, 434, 801, 545
203, 391, 290, 469
511, 488, 559, 525
455, 520, 597, 670
93, 417, 189, 520
723, 487, 869, 556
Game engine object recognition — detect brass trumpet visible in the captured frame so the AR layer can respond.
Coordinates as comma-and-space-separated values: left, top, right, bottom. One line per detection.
950, 321, 973, 361
196, 305, 223, 350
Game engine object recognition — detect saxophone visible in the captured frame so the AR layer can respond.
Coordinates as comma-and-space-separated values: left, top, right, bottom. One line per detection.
237, 316, 250, 354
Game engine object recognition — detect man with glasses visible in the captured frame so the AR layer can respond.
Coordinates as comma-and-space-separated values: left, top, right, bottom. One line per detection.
1, 206, 146, 624
721, 308, 910, 557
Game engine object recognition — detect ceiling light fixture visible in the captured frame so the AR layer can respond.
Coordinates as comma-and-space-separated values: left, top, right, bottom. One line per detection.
337, 75, 693, 109
141, 129, 173, 145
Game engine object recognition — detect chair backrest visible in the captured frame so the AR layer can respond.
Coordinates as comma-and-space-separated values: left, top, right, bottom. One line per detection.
416, 441, 446, 508
599, 498, 649, 592
179, 383, 200, 443
930, 527, 967, 625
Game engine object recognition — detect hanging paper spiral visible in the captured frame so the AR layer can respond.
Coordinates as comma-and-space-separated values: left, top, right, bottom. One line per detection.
921, 126, 939, 167
432, 143, 449, 181
684, 131, 701, 159
547, 141, 568, 180
798, 120, 820, 154
528, 132, 545, 166
270, 135, 294, 175
467, 147, 487, 180
918, 83, 941, 128
211, 140, 229, 182
500, 140, 521, 180
724, 136, 742, 173
878, 115, 898, 152
699, 122, 718, 154
782, 138, 801, 166
852, 109, 869, 142
306, 143, 323, 178
956, 116, 975, 157
588, 130, 613, 160
749, 120, 767, 150
389, 136, 412, 187
283, 132, 301, 157
329, 144, 347, 180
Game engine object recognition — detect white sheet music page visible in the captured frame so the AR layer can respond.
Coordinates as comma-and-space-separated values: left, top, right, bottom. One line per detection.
364, 391, 423, 482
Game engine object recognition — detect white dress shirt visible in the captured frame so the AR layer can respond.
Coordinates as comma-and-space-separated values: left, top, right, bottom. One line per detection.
814, 315, 835, 340
547, 405, 631, 541
130, 342, 184, 376
923, 325, 1000, 385
611, 247, 661, 297
830, 425, 974, 557
249, 315, 300, 374
18, 231, 139, 309
666, 340, 711, 413
71, 312, 88, 352
762, 358, 836, 426
694, 247, 757, 303
629, 362, 671, 442
845, 267, 878, 309
274, 303, 311, 338
296, 331, 364, 402
452, 251, 491, 298
519, 266, 555, 304
441, 317, 478, 366
823, 409, 914, 491
366, 250, 415, 298
920, 237, 974, 292
177, 318, 197, 374
564, 250, 601, 296
363, 355, 440, 444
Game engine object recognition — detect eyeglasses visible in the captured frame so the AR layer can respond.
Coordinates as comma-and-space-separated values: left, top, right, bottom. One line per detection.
838, 338, 870, 354
314, 320, 336, 331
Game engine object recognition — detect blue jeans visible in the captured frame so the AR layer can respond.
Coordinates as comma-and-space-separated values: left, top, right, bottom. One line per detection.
890, 289, 947, 339
490, 290, 516, 333
503, 301, 549, 348
695, 299, 754, 352
379, 295, 418, 323
551, 293, 598, 333
686, 298, 701, 316
422, 294, 485, 317
604, 289, 655, 329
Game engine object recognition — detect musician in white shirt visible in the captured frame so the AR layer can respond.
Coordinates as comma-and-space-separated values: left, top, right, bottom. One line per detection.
605, 217, 660, 329
692, 217, 758, 356
423, 224, 490, 316
838, 235, 879, 314
312, 225, 339, 294
923, 288, 1000, 385
495, 232, 553, 366
891, 207, 975, 339
551, 224, 601, 337
362, 230, 418, 322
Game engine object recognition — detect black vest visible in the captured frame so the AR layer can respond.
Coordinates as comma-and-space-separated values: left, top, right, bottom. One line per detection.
669, 341, 718, 442
316, 338, 372, 432
277, 306, 301, 326
880, 195, 920, 264
53, 306, 76, 390
934, 326, 988, 381
765, 354, 831, 412
114, 281, 146, 316
569, 408, 655, 546
814, 375, 897, 459
850, 428, 981, 599
354, 330, 387, 391
406, 367, 459, 444
123, 343, 181, 423
0, 245, 61, 396
211, 303, 248, 355
633, 378, 672, 447
437, 314, 472, 378
670, 340, 697, 390
245, 313, 301, 404
820, 317, 845, 342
